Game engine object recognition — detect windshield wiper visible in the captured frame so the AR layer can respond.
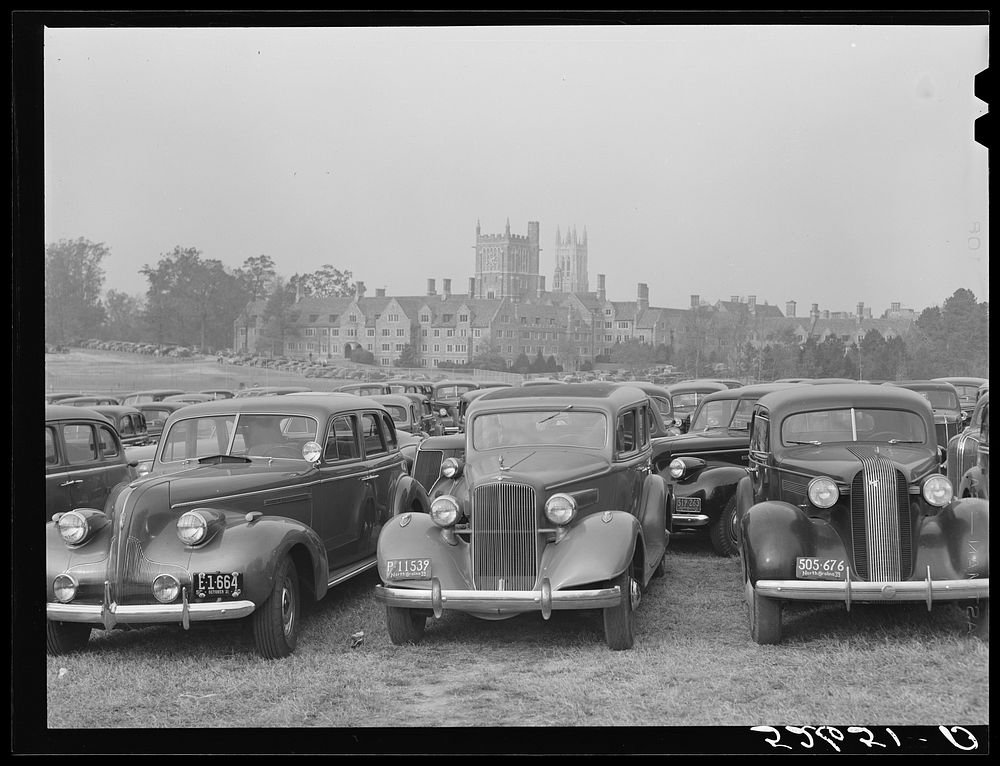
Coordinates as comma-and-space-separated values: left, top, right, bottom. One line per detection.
198, 454, 252, 464
787, 439, 822, 446
537, 405, 573, 425
887, 439, 922, 444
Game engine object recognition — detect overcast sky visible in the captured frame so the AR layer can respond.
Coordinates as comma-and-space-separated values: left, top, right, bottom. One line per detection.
43, 22, 989, 315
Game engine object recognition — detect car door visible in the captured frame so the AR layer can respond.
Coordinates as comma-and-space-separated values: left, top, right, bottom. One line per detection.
59, 422, 116, 510
95, 423, 132, 499
45, 424, 72, 519
359, 410, 405, 557
613, 404, 648, 516
747, 408, 772, 502
313, 413, 369, 567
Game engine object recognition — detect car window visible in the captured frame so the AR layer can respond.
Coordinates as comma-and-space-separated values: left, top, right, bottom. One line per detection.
280, 416, 317, 439
615, 409, 637, 455
63, 424, 98, 464
638, 405, 649, 448
160, 415, 237, 462
45, 427, 59, 465
383, 404, 407, 423
690, 399, 736, 431
918, 390, 959, 409
650, 395, 672, 420
324, 414, 359, 461
730, 399, 757, 431
750, 412, 769, 455
381, 413, 398, 450
98, 426, 120, 457
117, 415, 134, 435
781, 408, 927, 446
981, 404, 989, 446
362, 412, 388, 457
472, 410, 607, 450
144, 409, 170, 429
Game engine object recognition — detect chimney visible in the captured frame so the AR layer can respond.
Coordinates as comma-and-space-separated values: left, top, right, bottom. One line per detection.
443, 278, 451, 297
857, 301, 864, 324
375, 287, 386, 298
427, 278, 436, 296
637, 283, 649, 312
748, 295, 757, 312
731, 295, 740, 303
597, 274, 606, 302
891, 301, 901, 312
691, 294, 700, 309
468, 277, 475, 296
811, 303, 819, 319
355, 281, 366, 299
785, 300, 796, 317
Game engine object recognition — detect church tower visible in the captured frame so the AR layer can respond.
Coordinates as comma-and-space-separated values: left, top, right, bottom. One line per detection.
474, 219, 542, 300
552, 225, 589, 294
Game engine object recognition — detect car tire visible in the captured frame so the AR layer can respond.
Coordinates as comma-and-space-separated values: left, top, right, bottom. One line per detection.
385, 606, 427, 645
252, 556, 299, 659
603, 570, 637, 650
46, 620, 92, 655
709, 495, 740, 557
744, 570, 781, 645
969, 600, 989, 640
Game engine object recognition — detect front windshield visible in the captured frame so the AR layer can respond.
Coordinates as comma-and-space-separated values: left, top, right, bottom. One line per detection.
472, 409, 608, 450
435, 384, 477, 399
916, 389, 960, 409
159, 413, 319, 462
690, 400, 737, 431
781, 408, 927, 446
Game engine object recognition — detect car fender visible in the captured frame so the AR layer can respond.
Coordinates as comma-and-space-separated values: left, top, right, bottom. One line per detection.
390, 474, 431, 516
741, 501, 816, 582
674, 465, 748, 520
735, 475, 754, 517
539, 511, 642, 590
376, 512, 476, 589
933, 497, 989, 578
45, 521, 114, 598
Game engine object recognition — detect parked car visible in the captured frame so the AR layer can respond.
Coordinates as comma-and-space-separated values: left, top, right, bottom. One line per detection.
710, 379, 744, 390
45, 392, 84, 404
429, 379, 482, 434
131, 401, 190, 442
666, 380, 730, 433
386, 380, 435, 398
615, 381, 680, 439
370, 394, 427, 436
375, 382, 670, 650
59, 394, 122, 407
45, 394, 424, 658
958, 394, 989, 501
884, 380, 964, 452
946, 391, 990, 490
121, 389, 187, 405
399, 391, 445, 436
86, 404, 151, 447
932, 377, 989, 417
738, 383, 989, 644
456, 388, 501, 432
45, 405, 136, 522
233, 386, 313, 398
652, 383, 800, 556
336, 383, 392, 397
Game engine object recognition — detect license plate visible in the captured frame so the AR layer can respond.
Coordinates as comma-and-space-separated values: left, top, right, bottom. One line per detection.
193, 571, 244, 600
675, 497, 702, 512
796, 557, 847, 580
385, 558, 432, 581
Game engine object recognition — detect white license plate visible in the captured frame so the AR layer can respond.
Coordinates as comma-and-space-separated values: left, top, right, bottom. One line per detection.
385, 558, 432, 581
796, 557, 847, 580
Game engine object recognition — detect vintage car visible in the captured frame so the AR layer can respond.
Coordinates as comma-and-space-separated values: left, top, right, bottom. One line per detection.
45, 392, 85, 404
399, 391, 445, 436
132, 400, 190, 442
199, 389, 235, 400
456, 388, 501, 432
336, 383, 392, 397
958, 395, 989, 501
946, 391, 990, 490
120, 389, 187, 405
45, 394, 424, 658
615, 381, 680, 439
46, 405, 136, 521
933, 376, 988, 417
738, 384, 989, 644
375, 383, 670, 650
59, 394, 123, 407
370, 393, 427, 436
163, 393, 215, 405
430, 379, 483, 434
86, 404, 151, 447
666, 380, 730, 432
233, 385, 314, 398
387, 380, 435, 398
652, 383, 799, 556
884, 380, 964, 451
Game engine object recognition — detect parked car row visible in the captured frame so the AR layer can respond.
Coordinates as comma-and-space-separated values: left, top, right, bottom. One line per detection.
44, 377, 988, 660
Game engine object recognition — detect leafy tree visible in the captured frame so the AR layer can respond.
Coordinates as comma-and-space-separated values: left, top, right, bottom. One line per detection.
512, 352, 531, 374
350, 347, 375, 365
908, 288, 988, 377
289, 265, 356, 299
102, 290, 144, 341
45, 238, 109, 342
394, 342, 420, 368
234, 255, 277, 352
546, 355, 559, 372
530, 350, 547, 373
470, 338, 509, 372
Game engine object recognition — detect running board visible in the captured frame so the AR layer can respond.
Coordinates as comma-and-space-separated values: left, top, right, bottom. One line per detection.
327, 557, 378, 588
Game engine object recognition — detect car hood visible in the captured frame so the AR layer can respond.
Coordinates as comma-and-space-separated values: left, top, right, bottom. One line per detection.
147, 460, 314, 507
777, 443, 940, 484
653, 429, 749, 454
465, 447, 610, 489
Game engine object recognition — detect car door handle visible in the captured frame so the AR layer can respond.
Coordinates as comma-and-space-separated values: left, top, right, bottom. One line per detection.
59, 479, 83, 486
362, 473, 380, 481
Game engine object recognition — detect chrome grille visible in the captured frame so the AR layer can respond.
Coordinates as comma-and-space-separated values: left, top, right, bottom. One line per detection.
118, 536, 190, 604
412, 449, 443, 492
848, 447, 911, 581
471, 482, 537, 590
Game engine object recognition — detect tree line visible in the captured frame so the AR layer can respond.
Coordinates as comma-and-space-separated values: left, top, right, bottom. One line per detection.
44, 237, 988, 380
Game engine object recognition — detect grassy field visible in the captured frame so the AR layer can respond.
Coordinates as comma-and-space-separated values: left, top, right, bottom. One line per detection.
37, 351, 989, 748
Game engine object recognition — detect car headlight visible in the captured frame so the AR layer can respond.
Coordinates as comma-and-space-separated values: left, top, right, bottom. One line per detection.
922, 474, 953, 507
152, 574, 181, 603
441, 457, 461, 478
807, 476, 839, 508
668, 459, 686, 479
177, 511, 209, 546
439, 407, 449, 417
57, 511, 90, 545
544, 493, 577, 525
429, 495, 460, 527
52, 574, 78, 603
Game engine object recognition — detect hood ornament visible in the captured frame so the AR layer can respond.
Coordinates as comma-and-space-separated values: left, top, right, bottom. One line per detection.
498, 455, 509, 472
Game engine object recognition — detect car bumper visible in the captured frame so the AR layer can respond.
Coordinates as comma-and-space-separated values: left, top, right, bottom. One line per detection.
375, 577, 621, 619
755, 569, 988, 609
47, 587, 255, 630
672, 512, 710, 527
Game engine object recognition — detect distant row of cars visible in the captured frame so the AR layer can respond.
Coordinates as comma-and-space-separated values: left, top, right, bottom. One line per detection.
43, 374, 988, 658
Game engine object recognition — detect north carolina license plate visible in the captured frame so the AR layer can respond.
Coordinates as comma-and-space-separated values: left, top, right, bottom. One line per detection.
385, 558, 432, 581
675, 497, 702, 512
193, 571, 244, 600
796, 557, 847, 580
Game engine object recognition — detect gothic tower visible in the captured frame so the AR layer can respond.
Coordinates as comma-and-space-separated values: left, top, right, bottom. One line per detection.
552, 225, 589, 294
474, 219, 542, 300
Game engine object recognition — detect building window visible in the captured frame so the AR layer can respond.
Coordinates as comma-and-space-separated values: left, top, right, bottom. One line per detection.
396, 329, 405, 336
319, 328, 328, 336
395, 344, 404, 351
381, 329, 390, 336
434, 344, 440, 352
421, 344, 428, 352
473, 329, 481, 337
433, 329, 440, 337
367, 329, 375, 337
421, 329, 428, 337
443, 314, 453, 322
304, 328, 316, 336
420, 314, 430, 322
382, 344, 390, 351
446, 329, 454, 337
389, 313, 399, 322
446, 344, 453, 352
349, 314, 357, 322
328, 314, 338, 323
331, 329, 339, 337
459, 314, 468, 322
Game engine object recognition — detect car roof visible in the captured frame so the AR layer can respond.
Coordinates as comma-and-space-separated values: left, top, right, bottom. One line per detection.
125, 388, 187, 395
698, 382, 801, 403
884, 380, 959, 392
163, 394, 389, 419
433, 379, 481, 387
755, 383, 935, 421
46, 404, 110, 422
932, 376, 988, 386
614, 381, 673, 398
88, 404, 143, 415
370, 394, 418, 408
132, 400, 188, 410
468, 381, 648, 410
667, 379, 730, 394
